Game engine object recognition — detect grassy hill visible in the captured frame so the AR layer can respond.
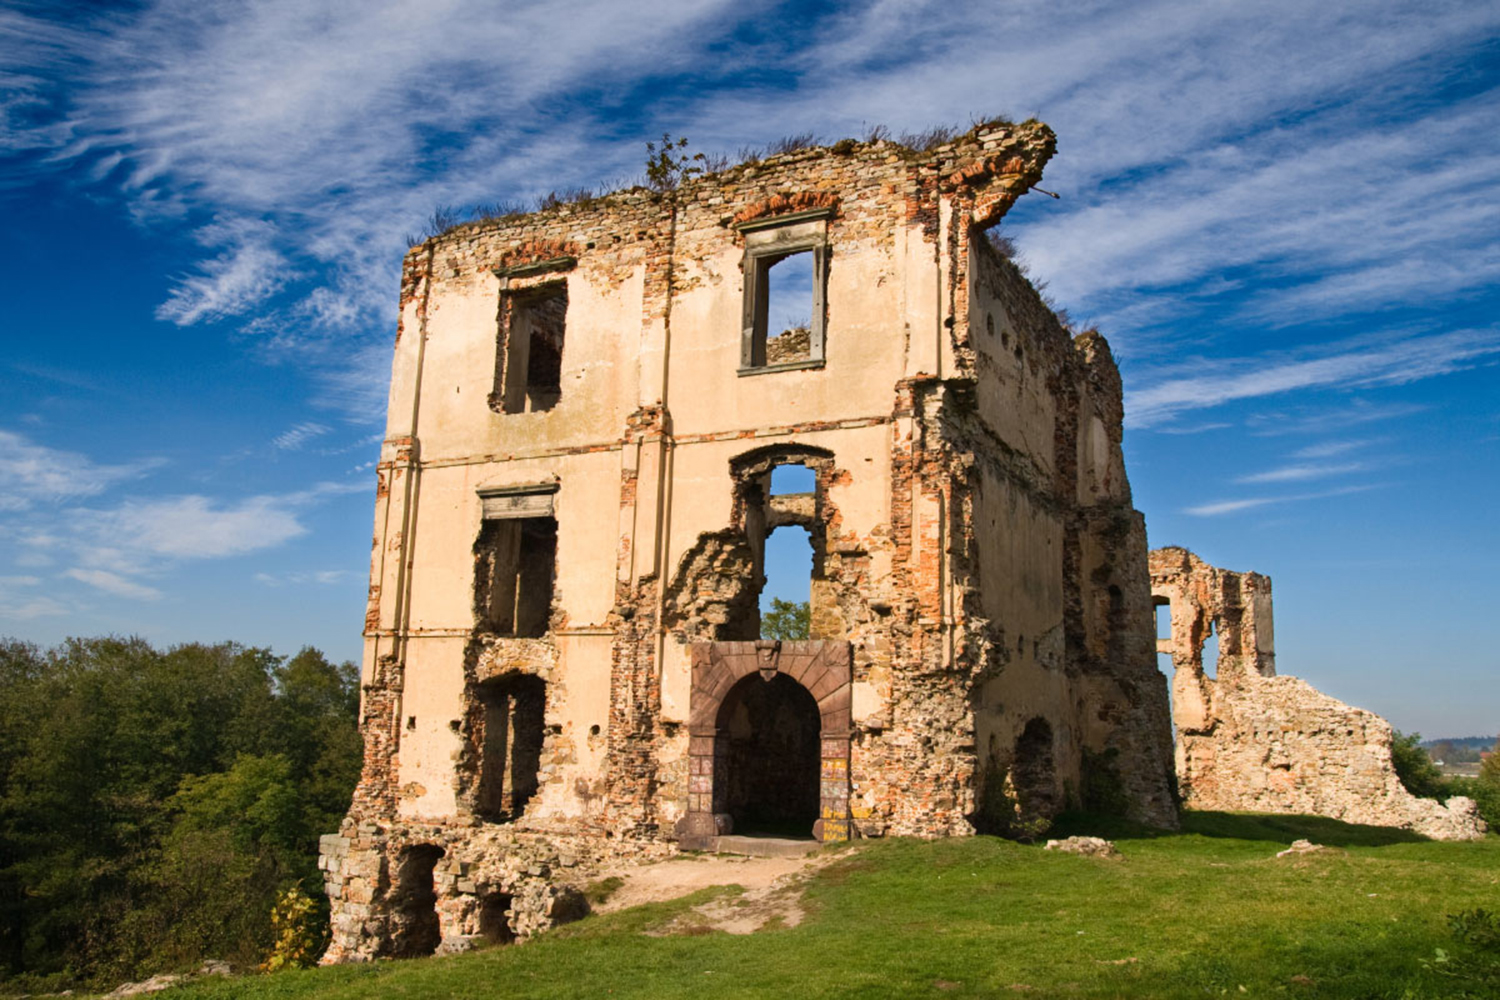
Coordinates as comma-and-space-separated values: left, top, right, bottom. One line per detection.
164, 812, 1498, 1000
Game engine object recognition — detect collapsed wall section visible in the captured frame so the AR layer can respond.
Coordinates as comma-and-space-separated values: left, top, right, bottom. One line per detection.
1149, 546, 1485, 841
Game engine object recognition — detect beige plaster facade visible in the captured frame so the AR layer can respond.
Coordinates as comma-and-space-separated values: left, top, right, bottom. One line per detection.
320, 121, 1180, 961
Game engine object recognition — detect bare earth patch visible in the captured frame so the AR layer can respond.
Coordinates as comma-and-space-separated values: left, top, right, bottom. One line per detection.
594, 849, 849, 935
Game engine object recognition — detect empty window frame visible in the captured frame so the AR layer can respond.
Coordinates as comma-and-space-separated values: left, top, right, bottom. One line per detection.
493, 282, 566, 413
738, 212, 829, 373
475, 673, 546, 822
474, 486, 558, 637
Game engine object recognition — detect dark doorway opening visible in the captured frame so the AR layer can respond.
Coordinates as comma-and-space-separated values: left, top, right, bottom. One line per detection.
388, 844, 444, 958
475, 673, 546, 822
716, 672, 821, 838
478, 893, 516, 945
1012, 717, 1057, 819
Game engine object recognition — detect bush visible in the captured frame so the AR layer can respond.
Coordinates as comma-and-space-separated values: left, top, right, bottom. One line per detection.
263, 887, 325, 972
1391, 730, 1447, 799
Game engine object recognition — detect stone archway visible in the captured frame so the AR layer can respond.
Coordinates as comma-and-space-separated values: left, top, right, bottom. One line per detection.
676, 639, 851, 849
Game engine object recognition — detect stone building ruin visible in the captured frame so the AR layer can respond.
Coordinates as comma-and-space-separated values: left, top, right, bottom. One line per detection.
319, 119, 1183, 960
1149, 546, 1485, 841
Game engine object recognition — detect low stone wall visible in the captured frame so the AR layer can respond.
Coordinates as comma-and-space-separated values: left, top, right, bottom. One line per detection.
319, 820, 671, 963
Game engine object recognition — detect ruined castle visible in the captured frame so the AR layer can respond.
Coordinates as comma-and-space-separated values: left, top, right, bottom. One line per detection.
318, 119, 1481, 962
318, 120, 1181, 960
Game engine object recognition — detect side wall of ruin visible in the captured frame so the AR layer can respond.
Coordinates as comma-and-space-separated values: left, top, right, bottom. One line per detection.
1149, 546, 1485, 841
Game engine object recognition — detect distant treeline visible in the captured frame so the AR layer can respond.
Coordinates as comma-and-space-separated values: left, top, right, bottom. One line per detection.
1420, 736, 1498, 764
0, 637, 361, 993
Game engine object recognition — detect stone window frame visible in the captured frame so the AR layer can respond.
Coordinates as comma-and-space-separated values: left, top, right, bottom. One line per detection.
735, 209, 831, 376
488, 256, 576, 414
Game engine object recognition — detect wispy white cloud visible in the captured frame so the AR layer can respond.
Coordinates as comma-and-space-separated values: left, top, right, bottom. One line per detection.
272, 421, 332, 451
1234, 462, 1366, 484
1247, 400, 1430, 437
254, 569, 353, 587
0, 574, 68, 620
0, 429, 163, 509
0, 432, 366, 608
1126, 328, 1500, 428
155, 217, 292, 325
1291, 438, 1381, 460
85, 494, 308, 559
1184, 483, 1381, 517
64, 567, 163, 601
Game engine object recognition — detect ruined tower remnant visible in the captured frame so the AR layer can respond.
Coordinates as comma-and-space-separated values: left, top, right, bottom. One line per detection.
319, 121, 1181, 960
1149, 546, 1485, 841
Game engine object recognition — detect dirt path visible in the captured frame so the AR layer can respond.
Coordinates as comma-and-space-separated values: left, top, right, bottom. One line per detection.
593, 849, 848, 935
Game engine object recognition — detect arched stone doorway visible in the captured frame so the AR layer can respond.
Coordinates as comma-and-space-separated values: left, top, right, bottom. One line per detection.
716, 672, 821, 836
676, 639, 851, 849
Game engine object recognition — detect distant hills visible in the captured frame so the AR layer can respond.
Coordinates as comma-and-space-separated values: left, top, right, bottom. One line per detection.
1421, 736, 1497, 750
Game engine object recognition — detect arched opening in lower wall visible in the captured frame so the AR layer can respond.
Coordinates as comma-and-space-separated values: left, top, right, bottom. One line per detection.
716, 672, 821, 838
388, 844, 444, 958
1012, 717, 1058, 820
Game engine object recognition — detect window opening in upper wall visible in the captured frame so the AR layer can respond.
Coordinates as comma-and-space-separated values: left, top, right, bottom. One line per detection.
494, 283, 566, 413
738, 215, 828, 374
759, 525, 812, 639
763, 251, 814, 365
769, 463, 815, 496
475, 673, 546, 822
474, 486, 559, 638
1201, 623, 1219, 679
1155, 600, 1172, 640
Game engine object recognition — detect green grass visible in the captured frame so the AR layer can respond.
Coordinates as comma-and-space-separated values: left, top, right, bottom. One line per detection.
164, 812, 1499, 999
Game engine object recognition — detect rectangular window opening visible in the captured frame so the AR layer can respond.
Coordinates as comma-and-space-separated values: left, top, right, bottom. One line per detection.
740, 228, 826, 373
494, 283, 566, 413
762, 251, 814, 365
475, 515, 557, 637
1154, 600, 1172, 640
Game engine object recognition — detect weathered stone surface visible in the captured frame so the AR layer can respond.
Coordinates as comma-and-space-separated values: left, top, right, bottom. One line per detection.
322, 122, 1183, 963
1275, 839, 1326, 858
1044, 836, 1121, 859
1150, 546, 1486, 842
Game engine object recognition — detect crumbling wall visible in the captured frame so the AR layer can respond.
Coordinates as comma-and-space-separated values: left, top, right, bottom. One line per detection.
325, 119, 1190, 963
1150, 546, 1485, 841
319, 820, 668, 963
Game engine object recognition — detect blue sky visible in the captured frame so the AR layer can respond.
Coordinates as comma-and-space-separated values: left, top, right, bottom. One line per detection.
1, 1, 1496, 736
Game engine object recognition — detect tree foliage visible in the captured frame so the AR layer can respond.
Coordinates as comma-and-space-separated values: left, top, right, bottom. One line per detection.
644, 133, 705, 192
1392, 730, 1500, 832
761, 598, 811, 640
1391, 730, 1448, 800
0, 638, 360, 989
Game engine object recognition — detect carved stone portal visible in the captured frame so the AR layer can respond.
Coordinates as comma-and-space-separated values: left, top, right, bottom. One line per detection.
676, 640, 851, 848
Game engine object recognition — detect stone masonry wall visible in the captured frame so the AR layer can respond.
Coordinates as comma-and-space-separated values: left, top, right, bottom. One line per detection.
1149, 546, 1485, 841
324, 120, 1187, 961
